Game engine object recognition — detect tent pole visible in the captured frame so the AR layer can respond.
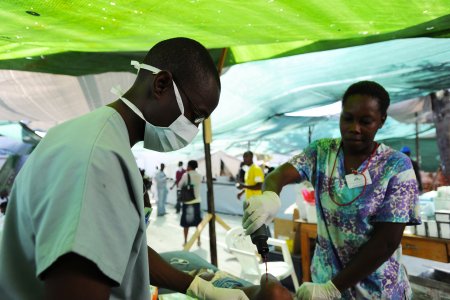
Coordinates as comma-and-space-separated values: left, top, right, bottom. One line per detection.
203, 48, 228, 267
202, 120, 217, 266
308, 126, 312, 144
415, 112, 420, 167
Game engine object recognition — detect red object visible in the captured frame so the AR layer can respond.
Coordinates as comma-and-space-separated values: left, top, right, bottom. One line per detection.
151, 287, 158, 300
302, 189, 315, 204
175, 168, 186, 186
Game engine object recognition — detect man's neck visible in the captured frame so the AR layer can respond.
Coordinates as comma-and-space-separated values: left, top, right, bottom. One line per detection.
107, 100, 145, 147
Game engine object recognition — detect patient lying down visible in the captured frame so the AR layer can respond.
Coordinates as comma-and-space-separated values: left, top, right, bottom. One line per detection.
199, 271, 293, 300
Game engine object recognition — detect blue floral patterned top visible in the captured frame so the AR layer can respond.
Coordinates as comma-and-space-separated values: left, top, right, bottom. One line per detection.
288, 138, 420, 299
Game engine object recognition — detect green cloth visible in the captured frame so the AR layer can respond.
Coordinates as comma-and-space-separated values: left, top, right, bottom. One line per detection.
0, 107, 150, 299
0, 1, 449, 75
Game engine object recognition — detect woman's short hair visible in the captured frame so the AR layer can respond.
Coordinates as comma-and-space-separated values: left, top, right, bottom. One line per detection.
342, 81, 390, 115
188, 160, 198, 169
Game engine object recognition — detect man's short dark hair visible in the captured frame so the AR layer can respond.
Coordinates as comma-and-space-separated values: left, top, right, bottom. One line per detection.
342, 81, 390, 115
188, 160, 198, 169
243, 151, 253, 158
139, 37, 220, 93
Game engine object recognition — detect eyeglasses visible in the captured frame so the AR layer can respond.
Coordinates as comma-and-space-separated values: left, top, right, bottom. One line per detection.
188, 99, 206, 125
173, 77, 207, 125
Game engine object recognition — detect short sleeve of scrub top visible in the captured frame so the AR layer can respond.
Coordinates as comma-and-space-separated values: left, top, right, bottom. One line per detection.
371, 154, 421, 225
287, 140, 320, 182
34, 119, 141, 285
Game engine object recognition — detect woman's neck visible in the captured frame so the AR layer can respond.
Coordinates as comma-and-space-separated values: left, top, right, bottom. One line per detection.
342, 141, 378, 173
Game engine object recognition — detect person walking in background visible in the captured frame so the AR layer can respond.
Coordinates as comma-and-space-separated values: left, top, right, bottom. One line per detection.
139, 169, 152, 209
237, 151, 264, 200
170, 161, 186, 213
179, 160, 202, 247
155, 163, 168, 216
400, 146, 423, 192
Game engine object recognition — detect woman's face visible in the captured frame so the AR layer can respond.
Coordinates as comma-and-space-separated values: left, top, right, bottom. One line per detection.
339, 94, 386, 154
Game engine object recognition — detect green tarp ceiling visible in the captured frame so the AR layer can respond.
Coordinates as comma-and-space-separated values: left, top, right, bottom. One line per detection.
0, 37, 448, 130
0, 38, 448, 165
0, 1, 449, 75
0, 1, 449, 171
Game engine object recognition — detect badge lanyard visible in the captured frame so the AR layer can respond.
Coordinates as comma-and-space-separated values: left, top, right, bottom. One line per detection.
328, 142, 379, 207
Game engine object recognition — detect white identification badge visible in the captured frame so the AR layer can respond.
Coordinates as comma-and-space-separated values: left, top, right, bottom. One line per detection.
345, 170, 372, 189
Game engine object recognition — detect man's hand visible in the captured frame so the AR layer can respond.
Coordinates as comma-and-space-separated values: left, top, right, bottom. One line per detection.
187, 276, 249, 300
237, 190, 245, 200
242, 191, 281, 235
295, 281, 341, 300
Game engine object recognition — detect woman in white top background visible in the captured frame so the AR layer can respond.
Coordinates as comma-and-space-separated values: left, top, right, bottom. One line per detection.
179, 160, 203, 246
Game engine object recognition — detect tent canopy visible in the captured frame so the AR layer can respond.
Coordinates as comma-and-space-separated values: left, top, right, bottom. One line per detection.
0, 1, 449, 75
0, 37, 448, 131
0, 1, 449, 172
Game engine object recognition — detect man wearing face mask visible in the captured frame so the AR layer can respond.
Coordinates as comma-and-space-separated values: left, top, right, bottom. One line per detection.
0, 38, 249, 300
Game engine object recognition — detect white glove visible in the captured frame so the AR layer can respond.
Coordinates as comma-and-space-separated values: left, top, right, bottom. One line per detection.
186, 275, 249, 300
242, 191, 281, 235
296, 281, 341, 300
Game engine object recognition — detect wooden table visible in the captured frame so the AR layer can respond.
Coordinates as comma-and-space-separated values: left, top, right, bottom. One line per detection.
294, 219, 450, 282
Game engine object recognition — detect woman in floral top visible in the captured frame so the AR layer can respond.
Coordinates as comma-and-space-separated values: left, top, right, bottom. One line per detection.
243, 81, 420, 299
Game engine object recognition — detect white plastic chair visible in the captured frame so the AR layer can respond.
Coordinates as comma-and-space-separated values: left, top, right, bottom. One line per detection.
225, 226, 247, 252
225, 226, 299, 290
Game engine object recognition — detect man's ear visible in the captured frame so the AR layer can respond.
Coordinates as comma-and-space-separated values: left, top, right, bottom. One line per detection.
152, 71, 173, 98
380, 114, 387, 128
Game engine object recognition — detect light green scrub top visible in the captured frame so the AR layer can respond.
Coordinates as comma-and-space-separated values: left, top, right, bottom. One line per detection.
0, 107, 150, 299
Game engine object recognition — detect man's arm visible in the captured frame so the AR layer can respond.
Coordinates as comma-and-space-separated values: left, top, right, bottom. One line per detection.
331, 222, 406, 292
147, 246, 194, 293
42, 253, 115, 300
238, 182, 263, 190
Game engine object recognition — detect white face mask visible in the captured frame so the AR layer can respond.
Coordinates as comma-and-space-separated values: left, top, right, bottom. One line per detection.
113, 61, 199, 152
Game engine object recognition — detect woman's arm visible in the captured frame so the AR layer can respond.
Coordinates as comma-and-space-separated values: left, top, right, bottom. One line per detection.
263, 163, 301, 194
331, 222, 406, 292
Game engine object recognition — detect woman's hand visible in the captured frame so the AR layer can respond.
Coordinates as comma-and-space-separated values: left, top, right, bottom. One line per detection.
242, 191, 281, 235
